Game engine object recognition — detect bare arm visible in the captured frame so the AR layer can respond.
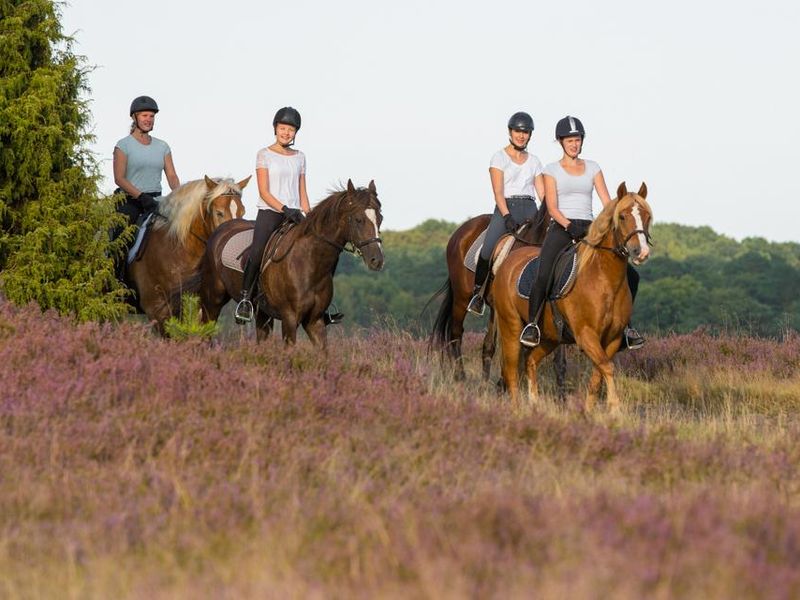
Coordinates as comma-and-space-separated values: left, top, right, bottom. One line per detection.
255, 167, 285, 212
489, 167, 509, 215
533, 173, 545, 206
594, 170, 612, 207
299, 173, 310, 213
112, 147, 141, 198
544, 174, 570, 229
164, 152, 180, 191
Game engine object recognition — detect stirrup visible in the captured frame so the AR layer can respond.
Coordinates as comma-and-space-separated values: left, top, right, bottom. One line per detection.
624, 326, 645, 350
519, 323, 541, 348
234, 297, 254, 324
467, 293, 485, 316
324, 311, 344, 325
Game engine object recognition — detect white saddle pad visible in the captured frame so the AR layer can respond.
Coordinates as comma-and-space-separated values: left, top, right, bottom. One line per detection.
221, 229, 254, 273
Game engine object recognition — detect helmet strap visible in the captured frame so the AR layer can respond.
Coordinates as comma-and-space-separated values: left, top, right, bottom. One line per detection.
509, 137, 528, 152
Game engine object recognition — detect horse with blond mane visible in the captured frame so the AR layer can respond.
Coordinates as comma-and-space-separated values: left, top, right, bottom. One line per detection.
128, 175, 249, 331
492, 182, 652, 411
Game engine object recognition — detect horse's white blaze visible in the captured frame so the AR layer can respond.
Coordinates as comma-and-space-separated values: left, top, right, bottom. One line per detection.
365, 208, 382, 250
632, 203, 649, 261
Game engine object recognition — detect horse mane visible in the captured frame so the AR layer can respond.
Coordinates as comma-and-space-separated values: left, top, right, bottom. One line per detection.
156, 178, 244, 244
296, 183, 379, 237
577, 192, 653, 273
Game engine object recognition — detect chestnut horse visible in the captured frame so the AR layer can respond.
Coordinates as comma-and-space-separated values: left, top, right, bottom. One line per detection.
429, 207, 559, 382
196, 179, 384, 347
129, 175, 248, 332
493, 183, 652, 411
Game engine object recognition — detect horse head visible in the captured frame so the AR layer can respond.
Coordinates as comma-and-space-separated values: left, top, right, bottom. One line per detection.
203, 175, 249, 231
341, 179, 385, 271
613, 182, 652, 266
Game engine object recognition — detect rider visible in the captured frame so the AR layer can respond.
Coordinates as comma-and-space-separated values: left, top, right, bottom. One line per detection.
235, 106, 343, 326
519, 116, 645, 349
466, 111, 545, 316
113, 95, 180, 228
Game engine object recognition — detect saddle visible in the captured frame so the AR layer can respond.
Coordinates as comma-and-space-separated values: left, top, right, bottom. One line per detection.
220, 220, 294, 273
463, 220, 536, 273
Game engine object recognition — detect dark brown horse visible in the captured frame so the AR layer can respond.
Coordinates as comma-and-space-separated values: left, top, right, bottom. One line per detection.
129, 176, 248, 332
429, 207, 554, 381
493, 183, 652, 411
196, 179, 384, 347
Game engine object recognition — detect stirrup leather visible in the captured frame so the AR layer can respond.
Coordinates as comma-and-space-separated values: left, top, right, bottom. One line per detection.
467, 293, 485, 316
519, 323, 541, 348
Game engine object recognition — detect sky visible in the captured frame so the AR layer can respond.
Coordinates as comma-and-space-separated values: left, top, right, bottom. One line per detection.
60, 0, 799, 242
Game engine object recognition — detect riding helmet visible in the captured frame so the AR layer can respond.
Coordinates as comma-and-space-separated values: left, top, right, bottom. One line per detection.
507, 111, 534, 133
273, 106, 301, 131
130, 95, 159, 116
555, 115, 585, 139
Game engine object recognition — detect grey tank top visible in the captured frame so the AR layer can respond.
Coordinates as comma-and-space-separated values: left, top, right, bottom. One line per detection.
543, 159, 601, 220
115, 135, 171, 194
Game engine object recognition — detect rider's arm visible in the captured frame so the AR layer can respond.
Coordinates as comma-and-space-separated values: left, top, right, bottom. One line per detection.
164, 152, 180, 191
299, 173, 310, 213
533, 173, 545, 206
256, 167, 285, 212
112, 147, 141, 198
593, 170, 612, 207
489, 167, 510, 216
544, 174, 570, 229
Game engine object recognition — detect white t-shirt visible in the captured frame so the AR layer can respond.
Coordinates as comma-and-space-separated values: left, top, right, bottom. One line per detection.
489, 149, 543, 200
255, 148, 306, 211
543, 159, 602, 220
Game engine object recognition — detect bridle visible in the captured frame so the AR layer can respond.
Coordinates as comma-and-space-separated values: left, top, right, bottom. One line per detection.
579, 201, 652, 259
313, 211, 383, 256
192, 189, 243, 244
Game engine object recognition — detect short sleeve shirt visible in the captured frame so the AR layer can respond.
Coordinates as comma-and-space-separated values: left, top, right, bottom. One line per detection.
489, 149, 543, 201
255, 148, 306, 211
543, 159, 601, 220
115, 135, 171, 195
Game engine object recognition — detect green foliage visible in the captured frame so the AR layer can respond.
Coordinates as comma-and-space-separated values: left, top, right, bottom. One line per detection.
164, 294, 218, 341
0, 0, 131, 320
332, 220, 800, 338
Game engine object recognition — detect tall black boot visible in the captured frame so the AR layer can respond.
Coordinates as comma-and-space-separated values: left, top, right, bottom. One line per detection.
520, 280, 547, 348
235, 258, 258, 324
467, 255, 491, 316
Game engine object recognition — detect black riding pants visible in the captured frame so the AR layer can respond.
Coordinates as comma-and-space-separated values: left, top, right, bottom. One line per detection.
528, 220, 640, 323
479, 196, 541, 261
242, 208, 286, 292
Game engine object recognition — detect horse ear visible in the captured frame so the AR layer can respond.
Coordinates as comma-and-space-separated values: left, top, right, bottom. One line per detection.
637, 182, 648, 199
236, 175, 252, 190
347, 179, 356, 194
204, 175, 217, 190
616, 182, 628, 200
368, 179, 376, 194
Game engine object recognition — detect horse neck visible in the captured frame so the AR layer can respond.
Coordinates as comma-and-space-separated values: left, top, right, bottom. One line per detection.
582, 227, 627, 281
291, 217, 346, 271
184, 207, 212, 257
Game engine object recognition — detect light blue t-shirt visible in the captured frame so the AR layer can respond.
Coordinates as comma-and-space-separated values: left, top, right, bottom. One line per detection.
115, 135, 171, 194
543, 159, 601, 220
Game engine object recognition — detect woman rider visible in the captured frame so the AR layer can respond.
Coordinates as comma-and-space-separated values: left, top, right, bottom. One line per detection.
467, 111, 546, 316
113, 95, 180, 228
519, 116, 645, 349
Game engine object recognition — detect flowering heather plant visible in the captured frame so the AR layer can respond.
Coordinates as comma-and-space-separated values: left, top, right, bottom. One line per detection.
0, 299, 799, 598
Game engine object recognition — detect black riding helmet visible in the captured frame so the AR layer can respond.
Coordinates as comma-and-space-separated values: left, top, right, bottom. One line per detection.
555, 115, 585, 139
273, 106, 301, 131
130, 95, 159, 116
507, 111, 534, 133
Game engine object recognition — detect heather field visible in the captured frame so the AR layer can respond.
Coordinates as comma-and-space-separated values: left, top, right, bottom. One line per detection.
1, 302, 799, 599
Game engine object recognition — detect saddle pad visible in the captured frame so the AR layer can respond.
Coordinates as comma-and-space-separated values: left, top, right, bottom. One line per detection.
221, 229, 254, 273
127, 213, 155, 264
516, 246, 579, 300
463, 229, 487, 273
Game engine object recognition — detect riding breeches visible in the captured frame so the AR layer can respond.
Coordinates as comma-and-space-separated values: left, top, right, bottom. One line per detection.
250, 208, 286, 265
479, 196, 541, 261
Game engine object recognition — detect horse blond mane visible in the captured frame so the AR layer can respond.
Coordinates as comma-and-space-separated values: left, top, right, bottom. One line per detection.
577, 193, 653, 274
156, 178, 244, 244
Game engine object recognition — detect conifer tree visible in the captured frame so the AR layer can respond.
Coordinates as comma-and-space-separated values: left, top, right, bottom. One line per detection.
0, 0, 131, 320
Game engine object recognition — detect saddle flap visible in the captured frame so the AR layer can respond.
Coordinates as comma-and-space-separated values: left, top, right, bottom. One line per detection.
516, 245, 579, 300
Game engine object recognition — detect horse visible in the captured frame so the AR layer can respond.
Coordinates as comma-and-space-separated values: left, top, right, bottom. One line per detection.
428, 206, 562, 382
492, 182, 652, 412
128, 175, 249, 332
195, 179, 384, 347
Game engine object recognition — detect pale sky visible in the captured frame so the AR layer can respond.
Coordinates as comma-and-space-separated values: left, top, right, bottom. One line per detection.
61, 0, 799, 242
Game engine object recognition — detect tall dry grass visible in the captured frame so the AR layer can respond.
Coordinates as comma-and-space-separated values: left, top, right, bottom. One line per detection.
0, 301, 798, 599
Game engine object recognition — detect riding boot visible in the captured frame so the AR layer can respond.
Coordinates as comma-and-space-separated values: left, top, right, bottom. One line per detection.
623, 324, 645, 350
520, 281, 546, 348
235, 258, 258, 324
467, 255, 491, 316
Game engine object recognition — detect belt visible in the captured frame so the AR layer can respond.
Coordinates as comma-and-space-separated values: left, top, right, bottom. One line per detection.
506, 195, 535, 201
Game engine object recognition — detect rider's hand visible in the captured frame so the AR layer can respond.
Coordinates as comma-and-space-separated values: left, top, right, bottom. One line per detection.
503, 213, 518, 233
566, 221, 583, 240
282, 206, 305, 224
137, 192, 156, 210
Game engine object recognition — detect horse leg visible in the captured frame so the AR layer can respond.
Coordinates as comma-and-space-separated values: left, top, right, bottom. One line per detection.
481, 307, 497, 381
524, 343, 556, 405
497, 316, 523, 407
554, 346, 567, 403
255, 311, 272, 342
304, 317, 327, 350
281, 315, 299, 346
576, 332, 616, 413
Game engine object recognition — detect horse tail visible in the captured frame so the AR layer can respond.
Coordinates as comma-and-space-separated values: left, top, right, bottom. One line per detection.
427, 278, 455, 353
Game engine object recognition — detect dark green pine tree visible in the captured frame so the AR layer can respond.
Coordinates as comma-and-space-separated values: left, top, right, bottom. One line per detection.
0, 0, 132, 320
